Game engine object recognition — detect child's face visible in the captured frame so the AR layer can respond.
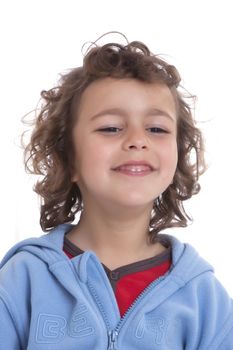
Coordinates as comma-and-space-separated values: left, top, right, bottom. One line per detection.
72, 78, 178, 211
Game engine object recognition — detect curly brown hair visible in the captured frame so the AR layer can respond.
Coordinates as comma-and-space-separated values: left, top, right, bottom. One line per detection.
22, 34, 206, 241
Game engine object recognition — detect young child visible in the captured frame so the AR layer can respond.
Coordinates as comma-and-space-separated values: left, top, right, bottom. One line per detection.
0, 34, 233, 349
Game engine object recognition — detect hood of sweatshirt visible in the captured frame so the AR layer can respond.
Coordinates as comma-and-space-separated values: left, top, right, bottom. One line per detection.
0, 223, 213, 294
1, 222, 213, 270
3, 225, 233, 350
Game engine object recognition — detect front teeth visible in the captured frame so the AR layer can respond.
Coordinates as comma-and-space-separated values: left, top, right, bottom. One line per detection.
118, 165, 151, 172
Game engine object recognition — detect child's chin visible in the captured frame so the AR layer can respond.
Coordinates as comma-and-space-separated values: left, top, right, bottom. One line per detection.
114, 198, 155, 209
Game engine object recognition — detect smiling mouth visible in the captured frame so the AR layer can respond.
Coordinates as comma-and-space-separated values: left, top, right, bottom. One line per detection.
113, 165, 154, 176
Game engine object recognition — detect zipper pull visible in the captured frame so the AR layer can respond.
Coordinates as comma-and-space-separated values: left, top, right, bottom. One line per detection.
108, 330, 118, 350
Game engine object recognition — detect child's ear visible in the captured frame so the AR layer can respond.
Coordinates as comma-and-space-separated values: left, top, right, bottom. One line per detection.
71, 174, 79, 183
70, 167, 79, 183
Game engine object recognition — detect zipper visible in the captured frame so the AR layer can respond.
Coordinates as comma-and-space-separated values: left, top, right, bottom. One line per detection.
107, 330, 118, 350
114, 275, 166, 334
88, 272, 168, 349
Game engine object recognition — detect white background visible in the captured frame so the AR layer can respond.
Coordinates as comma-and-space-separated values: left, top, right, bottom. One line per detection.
0, 0, 232, 295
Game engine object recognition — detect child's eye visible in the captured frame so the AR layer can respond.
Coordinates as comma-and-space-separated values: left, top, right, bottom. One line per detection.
147, 127, 168, 133
96, 126, 169, 134
97, 127, 122, 133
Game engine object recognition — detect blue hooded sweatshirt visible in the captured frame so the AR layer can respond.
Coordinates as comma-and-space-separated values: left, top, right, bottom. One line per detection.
0, 224, 233, 349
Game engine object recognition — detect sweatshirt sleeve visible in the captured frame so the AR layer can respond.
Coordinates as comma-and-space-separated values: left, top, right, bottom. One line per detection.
216, 320, 233, 350
207, 297, 233, 350
202, 275, 233, 350
0, 297, 22, 350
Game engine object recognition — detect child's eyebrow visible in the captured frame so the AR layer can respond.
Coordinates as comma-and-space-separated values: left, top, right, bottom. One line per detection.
90, 107, 175, 122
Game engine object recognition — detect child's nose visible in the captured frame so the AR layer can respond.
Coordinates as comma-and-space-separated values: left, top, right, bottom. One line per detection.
122, 128, 149, 151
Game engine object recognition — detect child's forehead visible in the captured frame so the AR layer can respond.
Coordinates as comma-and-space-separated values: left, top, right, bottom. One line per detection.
77, 77, 177, 118
82, 77, 170, 95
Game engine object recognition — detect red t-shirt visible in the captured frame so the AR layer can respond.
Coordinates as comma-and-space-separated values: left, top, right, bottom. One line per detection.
63, 236, 171, 317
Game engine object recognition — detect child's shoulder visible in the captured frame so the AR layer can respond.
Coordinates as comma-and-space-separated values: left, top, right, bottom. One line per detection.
159, 233, 219, 288
0, 224, 71, 273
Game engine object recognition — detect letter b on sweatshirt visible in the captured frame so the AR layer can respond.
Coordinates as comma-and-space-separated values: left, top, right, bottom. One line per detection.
36, 314, 67, 343
35, 306, 94, 344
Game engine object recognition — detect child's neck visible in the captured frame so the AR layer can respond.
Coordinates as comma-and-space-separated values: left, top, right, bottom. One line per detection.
67, 204, 166, 270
